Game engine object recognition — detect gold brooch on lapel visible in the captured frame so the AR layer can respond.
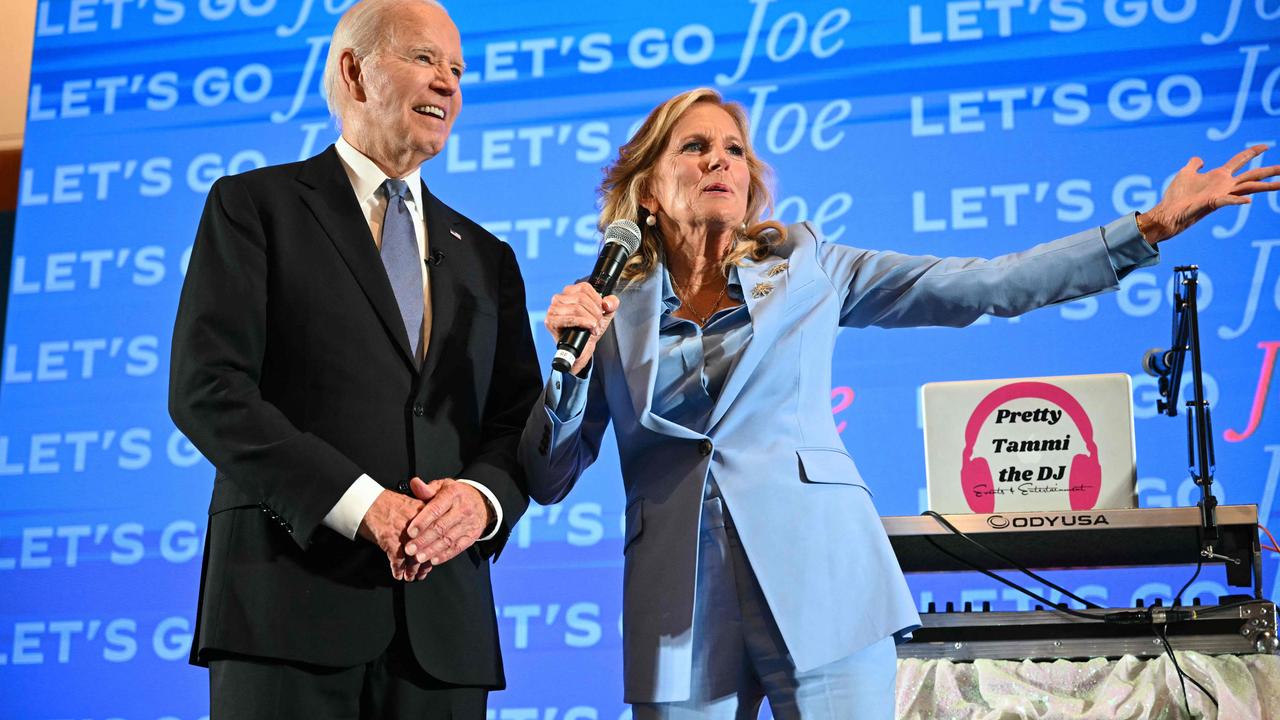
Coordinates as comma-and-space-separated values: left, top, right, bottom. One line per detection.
764, 262, 788, 277
751, 281, 775, 299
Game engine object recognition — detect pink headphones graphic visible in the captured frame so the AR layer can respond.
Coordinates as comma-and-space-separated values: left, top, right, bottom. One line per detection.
960, 381, 1101, 513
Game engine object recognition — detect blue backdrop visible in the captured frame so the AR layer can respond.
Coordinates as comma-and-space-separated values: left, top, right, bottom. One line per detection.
3, 1, 1280, 718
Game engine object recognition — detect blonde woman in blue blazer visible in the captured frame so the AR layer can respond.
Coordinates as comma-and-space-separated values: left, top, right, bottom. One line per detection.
517, 88, 1278, 719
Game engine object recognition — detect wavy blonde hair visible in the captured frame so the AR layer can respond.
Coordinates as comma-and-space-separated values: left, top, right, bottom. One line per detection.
599, 88, 786, 283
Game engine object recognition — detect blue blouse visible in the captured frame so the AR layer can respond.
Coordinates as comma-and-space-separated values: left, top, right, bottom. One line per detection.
548, 266, 754, 439
652, 266, 752, 435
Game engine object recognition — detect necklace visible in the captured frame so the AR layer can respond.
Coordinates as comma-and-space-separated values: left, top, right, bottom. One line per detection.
671, 274, 728, 326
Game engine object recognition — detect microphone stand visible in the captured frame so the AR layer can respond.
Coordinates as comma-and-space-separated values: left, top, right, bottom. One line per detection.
1150, 266, 1231, 564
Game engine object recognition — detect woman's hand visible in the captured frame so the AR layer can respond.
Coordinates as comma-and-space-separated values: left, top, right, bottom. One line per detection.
544, 282, 620, 375
1140, 144, 1280, 244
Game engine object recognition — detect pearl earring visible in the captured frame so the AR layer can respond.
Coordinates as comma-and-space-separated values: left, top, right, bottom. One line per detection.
645, 214, 657, 227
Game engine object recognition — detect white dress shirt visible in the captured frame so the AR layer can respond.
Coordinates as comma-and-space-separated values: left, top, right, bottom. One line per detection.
320, 137, 502, 543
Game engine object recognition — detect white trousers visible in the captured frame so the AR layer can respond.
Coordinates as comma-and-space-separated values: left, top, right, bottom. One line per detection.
632, 490, 899, 720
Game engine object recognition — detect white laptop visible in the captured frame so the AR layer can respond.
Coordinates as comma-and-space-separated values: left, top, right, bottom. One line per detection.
922, 373, 1137, 515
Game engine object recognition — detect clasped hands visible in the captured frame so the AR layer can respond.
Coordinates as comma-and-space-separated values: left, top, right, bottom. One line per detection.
357, 478, 492, 582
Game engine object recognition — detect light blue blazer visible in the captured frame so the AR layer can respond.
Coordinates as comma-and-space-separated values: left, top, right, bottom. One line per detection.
519, 217, 1156, 703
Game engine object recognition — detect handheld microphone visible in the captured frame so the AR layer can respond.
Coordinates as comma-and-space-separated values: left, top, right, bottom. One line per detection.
551, 219, 642, 373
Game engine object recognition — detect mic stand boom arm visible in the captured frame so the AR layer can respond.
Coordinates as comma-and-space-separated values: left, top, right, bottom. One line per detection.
1153, 266, 1225, 560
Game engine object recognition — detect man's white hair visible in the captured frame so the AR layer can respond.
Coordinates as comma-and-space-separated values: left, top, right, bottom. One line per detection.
321, 0, 447, 119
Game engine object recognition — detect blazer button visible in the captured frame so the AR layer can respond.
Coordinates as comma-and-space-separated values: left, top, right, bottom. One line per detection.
698, 439, 713, 456
396, 480, 410, 493
412, 403, 425, 417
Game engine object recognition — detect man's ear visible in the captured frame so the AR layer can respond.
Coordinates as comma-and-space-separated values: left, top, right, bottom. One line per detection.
339, 49, 367, 103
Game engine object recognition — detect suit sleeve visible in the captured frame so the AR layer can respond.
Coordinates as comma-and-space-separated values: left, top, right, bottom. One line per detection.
807, 214, 1159, 329
169, 176, 364, 548
457, 240, 543, 560
517, 358, 613, 506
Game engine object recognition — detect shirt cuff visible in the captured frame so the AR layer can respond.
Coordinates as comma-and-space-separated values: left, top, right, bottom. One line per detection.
456, 478, 503, 542
321, 474, 384, 540
1102, 213, 1160, 275
545, 368, 590, 422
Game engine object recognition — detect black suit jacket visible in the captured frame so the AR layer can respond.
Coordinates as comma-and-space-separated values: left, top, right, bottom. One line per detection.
169, 145, 541, 686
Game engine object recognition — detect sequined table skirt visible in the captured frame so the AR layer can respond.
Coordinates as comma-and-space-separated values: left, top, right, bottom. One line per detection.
896, 653, 1280, 719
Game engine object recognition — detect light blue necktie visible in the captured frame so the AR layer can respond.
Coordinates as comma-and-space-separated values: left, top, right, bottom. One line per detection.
380, 178, 423, 361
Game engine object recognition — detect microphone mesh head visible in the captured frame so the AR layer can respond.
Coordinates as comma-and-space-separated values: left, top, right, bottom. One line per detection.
603, 219, 642, 256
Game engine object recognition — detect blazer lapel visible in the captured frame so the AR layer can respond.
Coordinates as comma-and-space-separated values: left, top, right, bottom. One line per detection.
295, 146, 416, 367
707, 257, 788, 431
614, 265, 705, 441
416, 184, 461, 383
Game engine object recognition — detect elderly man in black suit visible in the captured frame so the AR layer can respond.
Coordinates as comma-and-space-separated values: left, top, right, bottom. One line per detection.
168, 0, 541, 716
